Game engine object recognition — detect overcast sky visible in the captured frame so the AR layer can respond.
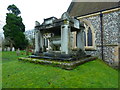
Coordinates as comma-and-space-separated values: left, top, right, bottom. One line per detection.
0, 0, 72, 33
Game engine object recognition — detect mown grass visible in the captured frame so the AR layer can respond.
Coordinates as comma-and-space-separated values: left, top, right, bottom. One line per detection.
0, 51, 2, 89
2, 51, 118, 88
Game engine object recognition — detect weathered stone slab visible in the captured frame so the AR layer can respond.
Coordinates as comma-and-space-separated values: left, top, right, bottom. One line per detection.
18, 56, 97, 70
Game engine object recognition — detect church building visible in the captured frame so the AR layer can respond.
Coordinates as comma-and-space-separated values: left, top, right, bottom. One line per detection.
67, 2, 120, 67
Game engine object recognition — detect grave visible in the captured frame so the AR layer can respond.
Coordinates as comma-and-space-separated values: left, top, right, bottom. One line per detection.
19, 12, 96, 70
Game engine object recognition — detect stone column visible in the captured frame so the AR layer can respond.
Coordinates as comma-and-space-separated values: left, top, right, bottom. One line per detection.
44, 38, 48, 48
71, 32, 77, 49
61, 24, 71, 54
39, 31, 44, 52
81, 29, 85, 50
35, 29, 40, 53
77, 29, 84, 50
47, 39, 50, 51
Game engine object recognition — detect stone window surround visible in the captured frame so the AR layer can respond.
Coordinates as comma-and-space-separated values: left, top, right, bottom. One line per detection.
82, 19, 96, 50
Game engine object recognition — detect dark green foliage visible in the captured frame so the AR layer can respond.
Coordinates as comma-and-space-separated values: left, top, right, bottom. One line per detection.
13, 31, 28, 49
3, 4, 28, 50
7, 4, 21, 16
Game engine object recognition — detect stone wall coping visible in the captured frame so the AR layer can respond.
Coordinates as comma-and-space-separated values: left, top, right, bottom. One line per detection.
77, 7, 120, 19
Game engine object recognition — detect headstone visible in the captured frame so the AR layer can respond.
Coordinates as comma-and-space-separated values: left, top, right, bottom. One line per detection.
0, 47, 2, 51
26, 47, 29, 55
12, 47, 15, 51
7, 47, 10, 51
16, 48, 20, 56
4, 48, 6, 51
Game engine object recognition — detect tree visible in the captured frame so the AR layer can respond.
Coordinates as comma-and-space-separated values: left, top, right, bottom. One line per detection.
7, 4, 21, 16
3, 4, 28, 50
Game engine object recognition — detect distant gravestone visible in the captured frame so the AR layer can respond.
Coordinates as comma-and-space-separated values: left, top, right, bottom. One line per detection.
12, 47, 15, 51
16, 48, 20, 56
7, 47, 10, 51
0, 47, 2, 51
26, 47, 29, 55
4, 48, 6, 51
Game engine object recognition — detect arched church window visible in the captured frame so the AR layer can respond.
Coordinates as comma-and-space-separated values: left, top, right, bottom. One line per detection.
87, 27, 92, 46
83, 19, 96, 50
84, 31, 86, 46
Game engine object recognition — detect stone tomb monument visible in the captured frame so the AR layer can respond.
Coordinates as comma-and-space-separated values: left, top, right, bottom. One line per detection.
33, 12, 85, 59
19, 12, 96, 69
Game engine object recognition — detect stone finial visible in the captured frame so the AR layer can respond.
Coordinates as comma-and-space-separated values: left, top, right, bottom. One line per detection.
61, 12, 71, 20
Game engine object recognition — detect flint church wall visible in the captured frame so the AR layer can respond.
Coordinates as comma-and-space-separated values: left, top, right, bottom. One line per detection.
80, 10, 119, 67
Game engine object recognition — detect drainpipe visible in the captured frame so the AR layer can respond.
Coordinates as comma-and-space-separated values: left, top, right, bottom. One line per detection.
100, 12, 104, 60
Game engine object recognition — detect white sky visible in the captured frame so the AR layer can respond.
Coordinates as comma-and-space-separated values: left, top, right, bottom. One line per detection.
0, 0, 72, 33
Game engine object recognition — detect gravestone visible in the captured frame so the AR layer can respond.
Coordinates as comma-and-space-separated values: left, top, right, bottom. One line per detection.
12, 47, 15, 51
16, 48, 20, 56
7, 47, 10, 51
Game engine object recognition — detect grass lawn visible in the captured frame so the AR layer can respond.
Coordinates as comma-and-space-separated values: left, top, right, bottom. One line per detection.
2, 51, 118, 88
